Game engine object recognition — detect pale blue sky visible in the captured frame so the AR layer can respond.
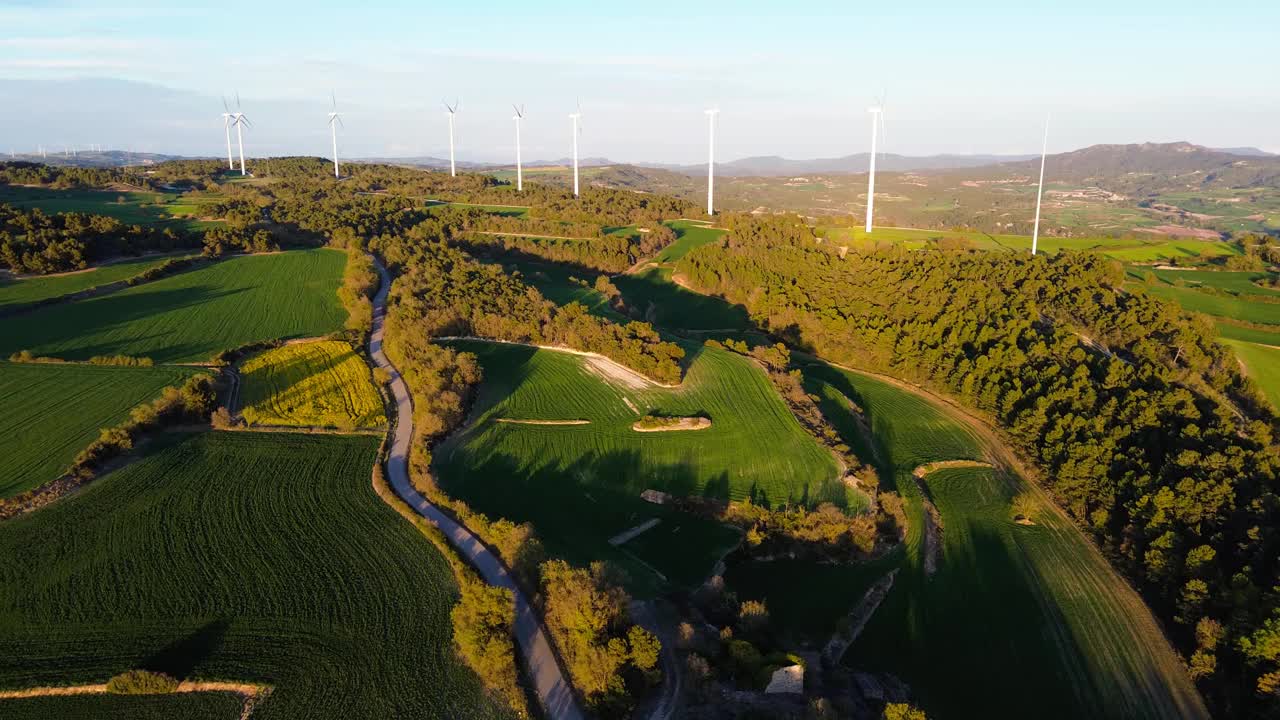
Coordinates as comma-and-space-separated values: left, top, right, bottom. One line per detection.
1, 0, 1276, 162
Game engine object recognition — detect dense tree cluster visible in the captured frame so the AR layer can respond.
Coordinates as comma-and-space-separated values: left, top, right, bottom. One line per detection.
379, 236, 684, 384
0, 205, 197, 273
459, 222, 678, 274
679, 214, 1280, 716
540, 560, 661, 717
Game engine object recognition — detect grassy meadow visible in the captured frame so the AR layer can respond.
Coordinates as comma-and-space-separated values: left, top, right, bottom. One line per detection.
653, 220, 725, 263
0, 362, 202, 498
0, 250, 346, 363
0, 255, 188, 311
433, 340, 842, 595
0, 431, 514, 720
728, 363, 1208, 720
239, 340, 384, 429
1222, 339, 1280, 410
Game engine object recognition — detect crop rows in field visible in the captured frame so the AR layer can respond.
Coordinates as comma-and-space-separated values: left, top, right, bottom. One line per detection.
0, 256, 185, 311
0, 362, 202, 498
239, 340, 385, 429
434, 340, 836, 595
729, 363, 1207, 720
0, 250, 347, 363
0, 692, 244, 720
0, 431, 513, 720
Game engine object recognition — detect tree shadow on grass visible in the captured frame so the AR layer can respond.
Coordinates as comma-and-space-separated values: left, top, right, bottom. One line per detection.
141, 618, 231, 679
0, 285, 248, 361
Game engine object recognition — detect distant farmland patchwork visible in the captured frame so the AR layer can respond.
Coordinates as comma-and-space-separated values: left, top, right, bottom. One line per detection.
0, 431, 513, 720
0, 362, 201, 498
0, 250, 346, 363
239, 340, 385, 429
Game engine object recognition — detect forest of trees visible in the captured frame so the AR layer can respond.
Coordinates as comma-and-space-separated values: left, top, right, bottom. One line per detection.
0, 205, 199, 274
678, 213, 1280, 716
377, 234, 684, 384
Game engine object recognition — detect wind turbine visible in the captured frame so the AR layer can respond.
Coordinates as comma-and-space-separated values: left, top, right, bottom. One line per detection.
444, 99, 459, 177
1032, 114, 1050, 255
229, 94, 251, 176
220, 97, 234, 170
705, 108, 719, 215
569, 101, 582, 197
328, 92, 344, 179
512, 104, 525, 192
865, 100, 884, 235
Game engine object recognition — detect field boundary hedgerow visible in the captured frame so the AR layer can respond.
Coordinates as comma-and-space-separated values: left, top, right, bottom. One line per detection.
0, 254, 207, 319
0, 681, 271, 720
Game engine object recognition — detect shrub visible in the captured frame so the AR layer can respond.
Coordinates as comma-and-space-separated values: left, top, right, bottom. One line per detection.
211, 406, 235, 429
883, 703, 928, 720
106, 669, 179, 695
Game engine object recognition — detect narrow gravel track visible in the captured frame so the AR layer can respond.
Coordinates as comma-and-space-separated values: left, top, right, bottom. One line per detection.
368, 258, 585, 720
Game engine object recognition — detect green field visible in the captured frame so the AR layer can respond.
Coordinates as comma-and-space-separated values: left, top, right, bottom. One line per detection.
1215, 320, 1280, 345
0, 362, 201, 498
0, 692, 244, 720
653, 220, 725, 263
1223, 339, 1280, 410
0, 255, 188, 311
729, 363, 1207, 720
239, 340, 385, 429
0, 250, 346, 363
0, 431, 513, 720
434, 340, 842, 595
0, 185, 217, 231
1140, 282, 1280, 326
500, 258, 622, 320
1133, 268, 1280, 296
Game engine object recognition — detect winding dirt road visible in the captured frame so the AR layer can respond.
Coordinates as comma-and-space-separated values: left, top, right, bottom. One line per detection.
367, 258, 585, 720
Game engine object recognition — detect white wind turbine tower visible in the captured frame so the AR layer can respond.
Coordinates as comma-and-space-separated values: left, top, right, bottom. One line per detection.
1032, 114, 1050, 255
328, 93, 344, 179
512, 104, 526, 192
705, 108, 719, 215
229, 94, 251, 176
864, 100, 884, 235
569, 101, 582, 197
220, 97, 234, 170
444, 99, 459, 177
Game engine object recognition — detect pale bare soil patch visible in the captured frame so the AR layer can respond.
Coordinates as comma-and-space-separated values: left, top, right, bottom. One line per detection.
432, 336, 679, 389
631, 417, 711, 432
